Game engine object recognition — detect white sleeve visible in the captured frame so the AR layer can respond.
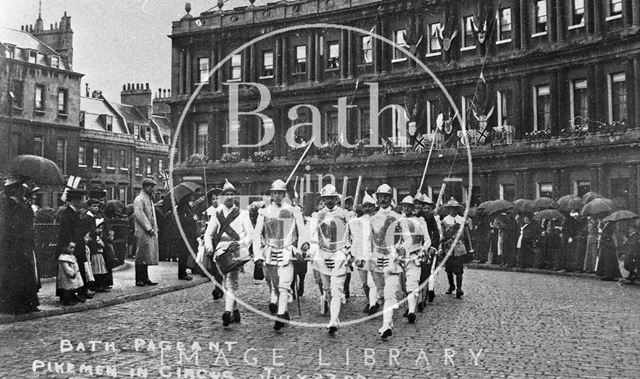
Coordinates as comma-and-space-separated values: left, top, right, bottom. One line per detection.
252, 211, 265, 261
204, 212, 218, 253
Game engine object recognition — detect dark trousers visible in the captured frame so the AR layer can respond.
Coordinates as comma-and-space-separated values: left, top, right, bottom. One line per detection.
135, 264, 149, 283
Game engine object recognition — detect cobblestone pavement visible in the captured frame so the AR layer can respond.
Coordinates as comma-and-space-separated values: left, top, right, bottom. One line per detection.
1, 266, 639, 379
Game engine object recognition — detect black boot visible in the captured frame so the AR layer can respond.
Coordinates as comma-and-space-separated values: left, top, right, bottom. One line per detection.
428, 290, 436, 303
297, 274, 305, 297
446, 272, 455, 294
456, 274, 464, 298
135, 265, 146, 286
343, 273, 351, 299
232, 309, 241, 323
268, 303, 278, 314
142, 265, 158, 285
222, 311, 231, 327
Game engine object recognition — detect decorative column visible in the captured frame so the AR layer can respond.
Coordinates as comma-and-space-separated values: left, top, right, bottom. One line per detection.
633, 0, 640, 27
340, 29, 348, 79
185, 47, 192, 93
585, 0, 594, 35
515, 172, 523, 199
556, 0, 565, 42
597, 165, 605, 195
634, 55, 640, 127
560, 169, 570, 195
520, 0, 529, 50
523, 170, 532, 199
593, 0, 602, 35
374, 18, 381, 74
629, 164, 638, 212
590, 166, 599, 193
250, 44, 256, 82
217, 45, 224, 92
552, 169, 561, 198
179, 48, 185, 95
275, 39, 281, 86
512, 0, 522, 49
210, 42, 217, 92
314, 31, 322, 83
347, 30, 354, 79
281, 36, 289, 86
550, 70, 560, 136
307, 34, 314, 82
548, 0, 557, 43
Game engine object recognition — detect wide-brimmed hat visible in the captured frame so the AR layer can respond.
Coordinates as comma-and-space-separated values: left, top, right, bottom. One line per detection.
66, 189, 86, 200
414, 193, 435, 206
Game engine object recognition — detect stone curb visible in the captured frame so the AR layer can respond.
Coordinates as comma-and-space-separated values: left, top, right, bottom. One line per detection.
466, 263, 601, 279
0, 278, 207, 325
39, 262, 133, 284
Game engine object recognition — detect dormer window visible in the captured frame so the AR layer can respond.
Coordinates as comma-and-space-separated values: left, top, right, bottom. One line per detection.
105, 115, 113, 131
51, 56, 59, 68
145, 127, 152, 142
5, 45, 15, 59
28, 50, 37, 64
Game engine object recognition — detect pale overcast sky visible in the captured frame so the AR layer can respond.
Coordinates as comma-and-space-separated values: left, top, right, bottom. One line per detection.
0, 0, 217, 101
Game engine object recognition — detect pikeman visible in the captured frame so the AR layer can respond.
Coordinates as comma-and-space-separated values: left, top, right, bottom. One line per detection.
204, 180, 254, 327
309, 184, 354, 335
414, 193, 441, 309
369, 184, 405, 339
346, 191, 383, 314
253, 179, 309, 330
441, 198, 472, 299
398, 196, 431, 324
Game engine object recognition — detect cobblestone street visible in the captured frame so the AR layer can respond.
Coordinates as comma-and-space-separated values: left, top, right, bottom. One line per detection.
1, 267, 639, 379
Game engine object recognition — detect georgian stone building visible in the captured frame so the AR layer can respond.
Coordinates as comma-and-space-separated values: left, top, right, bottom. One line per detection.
169, 0, 640, 211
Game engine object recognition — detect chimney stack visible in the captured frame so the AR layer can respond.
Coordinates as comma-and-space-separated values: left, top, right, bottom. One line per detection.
121, 82, 152, 121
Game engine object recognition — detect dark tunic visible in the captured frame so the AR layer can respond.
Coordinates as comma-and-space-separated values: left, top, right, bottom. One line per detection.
417, 211, 441, 284
57, 205, 88, 290
595, 224, 620, 279
0, 194, 40, 314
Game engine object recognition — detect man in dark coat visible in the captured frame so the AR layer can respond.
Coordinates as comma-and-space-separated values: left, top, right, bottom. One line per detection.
621, 221, 640, 284
415, 193, 440, 308
57, 189, 92, 298
0, 178, 40, 314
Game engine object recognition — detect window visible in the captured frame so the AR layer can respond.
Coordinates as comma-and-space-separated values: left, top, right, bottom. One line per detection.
92, 148, 101, 167
609, 0, 623, 17
57, 89, 68, 114
571, 79, 588, 127
427, 99, 441, 134
78, 145, 86, 166
28, 50, 37, 64
462, 16, 475, 48
106, 149, 114, 168
497, 8, 512, 41
461, 95, 473, 128
145, 126, 152, 142
51, 56, 59, 68
392, 30, 407, 60
261, 51, 274, 78
538, 182, 553, 198
5, 45, 15, 59
56, 139, 67, 172
534, 0, 548, 34
326, 111, 339, 142
33, 136, 44, 156
134, 124, 140, 139
428, 23, 442, 55
571, 0, 585, 26
158, 159, 164, 173
79, 111, 85, 127
120, 150, 129, 169
497, 90, 512, 126
609, 73, 627, 122
500, 184, 516, 201
198, 57, 210, 84
361, 36, 373, 64
118, 188, 126, 203
105, 115, 113, 131
35, 84, 45, 111
575, 180, 590, 196
135, 156, 141, 175
294, 45, 307, 73
196, 122, 208, 155
327, 42, 339, 69
10, 80, 23, 108
146, 158, 153, 176
610, 177, 629, 203
359, 108, 370, 141
534, 85, 551, 131
231, 54, 242, 80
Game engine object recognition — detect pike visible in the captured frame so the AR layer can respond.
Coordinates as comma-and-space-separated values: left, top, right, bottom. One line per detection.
285, 136, 316, 186
353, 176, 362, 206
418, 114, 444, 192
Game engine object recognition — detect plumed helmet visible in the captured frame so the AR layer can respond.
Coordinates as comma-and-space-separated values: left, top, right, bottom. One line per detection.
221, 178, 237, 194
401, 195, 414, 205
269, 179, 287, 192
414, 193, 435, 205
320, 184, 339, 198
376, 183, 392, 195
361, 191, 376, 205
444, 197, 464, 209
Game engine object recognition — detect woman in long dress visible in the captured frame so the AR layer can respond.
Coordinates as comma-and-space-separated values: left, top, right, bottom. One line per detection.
583, 217, 600, 273
595, 222, 620, 281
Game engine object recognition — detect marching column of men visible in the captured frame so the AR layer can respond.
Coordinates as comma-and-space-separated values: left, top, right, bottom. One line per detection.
202, 179, 473, 338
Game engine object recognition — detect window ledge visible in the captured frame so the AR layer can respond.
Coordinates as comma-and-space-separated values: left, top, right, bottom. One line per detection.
425, 52, 441, 58
57, 113, 68, 118
460, 45, 476, 51
121, 168, 129, 171
93, 166, 102, 169
496, 39, 512, 45
325, 68, 339, 72
568, 23, 585, 30
106, 166, 116, 170
531, 31, 548, 38
34, 109, 45, 115
227, 78, 241, 83
259, 75, 274, 79
292, 72, 307, 76
391, 57, 407, 63
78, 164, 87, 168
606, 14, 622, 21
358, 62, 373, 67
135, 174, 143, 177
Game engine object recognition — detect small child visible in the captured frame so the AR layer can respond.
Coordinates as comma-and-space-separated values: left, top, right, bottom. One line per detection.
102, 229, 117, 289
90, 222, 110, 292
82, 231, 96, 292
57, 241, 85, 306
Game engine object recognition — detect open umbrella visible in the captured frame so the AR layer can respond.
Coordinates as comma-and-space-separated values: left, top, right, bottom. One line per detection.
602, 210, 639, 223
170, 181, 203, 204
486, 200, 514, 216
533, 197, 557, 210
513, 199, 535, 214
557, 195, 582, 212
477, 200, 494, 214
580, 197, 614, 216
581, 191, 603, 205
7, 154, 64, 185
533, 209, 564, 221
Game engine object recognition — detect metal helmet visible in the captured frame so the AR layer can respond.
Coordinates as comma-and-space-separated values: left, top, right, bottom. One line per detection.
375, 183, 392, 195
269, 179, 287, 192
221, 178, 237, 194
320, 184, 339, 198
401, 195, 414, 205
415, 193, 435, 206
361, 191, 376, 205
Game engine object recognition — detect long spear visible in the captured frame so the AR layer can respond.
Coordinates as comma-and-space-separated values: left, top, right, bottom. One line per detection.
285, 136, 316, 185
418, 115, 444, 193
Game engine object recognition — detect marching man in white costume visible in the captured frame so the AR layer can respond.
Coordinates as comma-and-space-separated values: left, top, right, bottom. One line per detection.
399, 195, 431, 324
204, 180, 254, 327
309, 184, 354, 335
253, 179, 309, 330
346, 191, 383, 314
368, 183, 405, 339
